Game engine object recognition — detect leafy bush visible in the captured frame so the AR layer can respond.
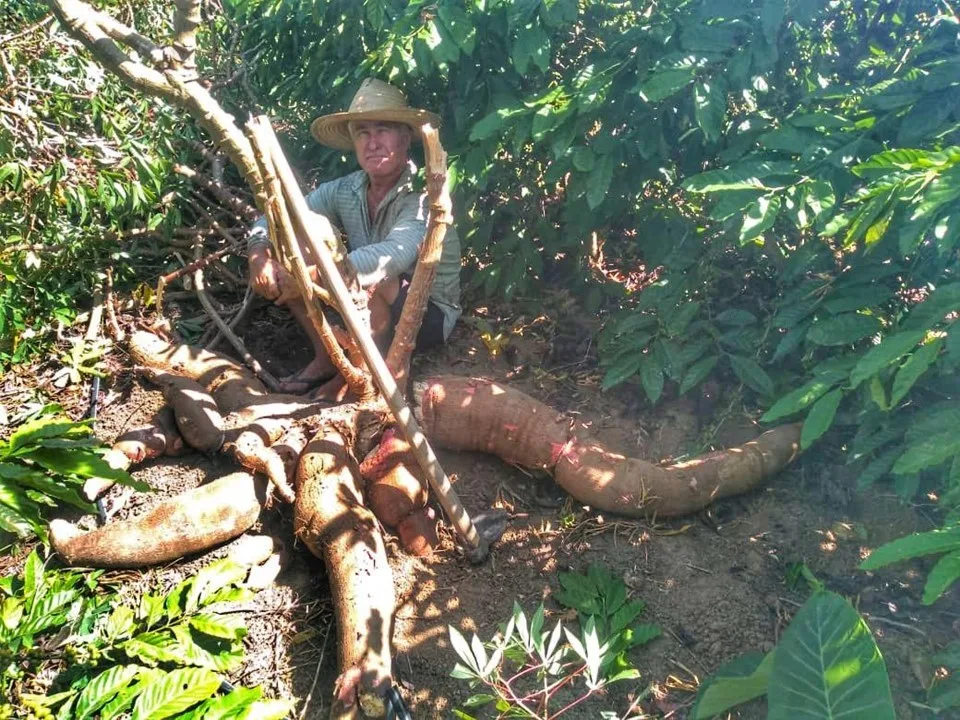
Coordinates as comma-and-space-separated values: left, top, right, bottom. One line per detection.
860, 524, 960, 605
447, 564, 659, 718
0, 406, 143, 543
691, 591, 895, 719
0, 549, 289, 720
0, 1, 201, 367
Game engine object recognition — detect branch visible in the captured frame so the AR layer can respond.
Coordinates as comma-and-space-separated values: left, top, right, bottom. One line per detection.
48, 0, 173, 99
385, 124, 451, 389
172, 0, 202, 72
174, 163, 258, 221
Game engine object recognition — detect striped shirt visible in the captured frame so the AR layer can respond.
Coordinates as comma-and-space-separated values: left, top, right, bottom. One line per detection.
248, 163, 462, 339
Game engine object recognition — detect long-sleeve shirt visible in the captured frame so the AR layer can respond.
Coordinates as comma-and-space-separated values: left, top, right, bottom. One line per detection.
248, 163, 462, 339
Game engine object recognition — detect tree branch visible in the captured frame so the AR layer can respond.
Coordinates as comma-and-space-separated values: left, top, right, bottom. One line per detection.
172, 0, 202, 72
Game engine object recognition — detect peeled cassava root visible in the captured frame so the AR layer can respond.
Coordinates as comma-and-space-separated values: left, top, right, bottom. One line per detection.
51, 471, 265, 567
418, 376, 803, 517
359, 427, 438, 557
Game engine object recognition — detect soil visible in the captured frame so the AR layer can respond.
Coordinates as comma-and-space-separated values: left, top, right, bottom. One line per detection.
10, 289, 960, 719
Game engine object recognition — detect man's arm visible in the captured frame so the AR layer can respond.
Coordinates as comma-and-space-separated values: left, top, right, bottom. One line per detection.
347, 193, 426, 288
247, 180, 341, 301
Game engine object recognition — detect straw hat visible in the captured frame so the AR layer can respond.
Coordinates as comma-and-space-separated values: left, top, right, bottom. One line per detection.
310, 78, 441, 151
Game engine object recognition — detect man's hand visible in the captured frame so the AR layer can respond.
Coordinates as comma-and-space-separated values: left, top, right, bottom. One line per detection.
248, 245, 282, 301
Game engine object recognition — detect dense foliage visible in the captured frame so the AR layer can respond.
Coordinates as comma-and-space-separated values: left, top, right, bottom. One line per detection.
0, 550, 288, 719
230, 0, 960, 592
0, 1, 207, 366
0, 406, 142, 543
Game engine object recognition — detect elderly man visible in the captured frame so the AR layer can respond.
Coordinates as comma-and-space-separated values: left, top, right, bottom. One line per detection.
247, 78, 462, 393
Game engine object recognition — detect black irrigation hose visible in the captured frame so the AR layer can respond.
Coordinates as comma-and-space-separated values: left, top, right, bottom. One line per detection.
385, 685, 412, 720
86, 376, 108, 526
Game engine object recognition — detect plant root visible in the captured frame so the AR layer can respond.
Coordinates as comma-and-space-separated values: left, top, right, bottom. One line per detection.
418, 376, 803, 518
295, 431, 393, 720
51, 471, 266, 568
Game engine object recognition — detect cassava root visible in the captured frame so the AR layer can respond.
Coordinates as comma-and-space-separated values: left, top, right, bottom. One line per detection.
417, 376, 803, 518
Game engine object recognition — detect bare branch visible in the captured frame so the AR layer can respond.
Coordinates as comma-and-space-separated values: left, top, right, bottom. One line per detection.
172, 0, 202, 72
386, 124, 452, 388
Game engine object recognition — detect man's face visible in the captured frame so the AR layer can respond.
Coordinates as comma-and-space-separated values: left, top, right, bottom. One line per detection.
351, 121, 411, 181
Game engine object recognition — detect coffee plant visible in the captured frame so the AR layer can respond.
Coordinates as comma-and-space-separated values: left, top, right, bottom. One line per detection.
0, 549, 289, 719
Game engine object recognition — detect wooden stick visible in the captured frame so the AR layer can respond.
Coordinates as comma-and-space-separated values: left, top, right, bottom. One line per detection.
255, 118, 484, 554
246, 117, 369, 396
385, 124, 451, 388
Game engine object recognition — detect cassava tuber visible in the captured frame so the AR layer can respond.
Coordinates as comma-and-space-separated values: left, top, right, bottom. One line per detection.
418, 376, 802, 518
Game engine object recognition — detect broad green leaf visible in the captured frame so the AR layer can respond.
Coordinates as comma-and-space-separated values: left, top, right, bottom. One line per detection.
436, 5, 476, 55
807, 314, 882, 346
800, 389, 843, 450
601, 352, 641, 391
131, 667, 221, 720
469, 108, 519, 142
849, 330, 926, 388
4, 417, 91, 454
889, 338, 943, 406
922, 550, 960, 605
638, 67, 696, 103
462, 694, 497, 709
860, 526, 960, 570
640, 356, 665, 405
680, 355, 720, 395
198, 687, 262, 720
728, 355, 774, 396
762, 376, 840, 423
586, 153, 615, 210
683, 161, 797, 193
23, 447, 139, 485
189, 613, 245, 640
75, 665, 142, 720
892, 433, 960, 475
572, 147, 595, 171
448, 626, 478, 672
857, 447, 900, 490
767, 592, 895, 720
740, 195, 781, 243
714, 309, 757, 326
693, 79, 727, 142
691, 652, 772, 719
929, 674, 960, 712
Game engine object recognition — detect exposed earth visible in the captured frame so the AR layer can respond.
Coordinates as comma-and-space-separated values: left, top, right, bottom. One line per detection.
5, 289, 958, 719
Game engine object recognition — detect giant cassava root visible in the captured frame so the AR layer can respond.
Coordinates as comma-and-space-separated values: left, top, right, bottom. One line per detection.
417, 376, 802, 517
50, 471, 265, 567
50, 334, 803, 719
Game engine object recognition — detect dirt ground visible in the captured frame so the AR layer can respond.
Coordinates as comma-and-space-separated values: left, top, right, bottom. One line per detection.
10, 291, 960, 719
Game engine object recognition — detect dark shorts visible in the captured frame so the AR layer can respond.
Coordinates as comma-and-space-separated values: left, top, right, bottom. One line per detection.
389, 275, 446, 351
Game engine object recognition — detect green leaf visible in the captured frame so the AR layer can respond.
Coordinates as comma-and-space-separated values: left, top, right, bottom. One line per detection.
196, 687, 262, 720
922, 550, 960, 605
188, 613, 246, 640
23, 447, 139, 485
436, 5, 476, 55
760, 0, 785, 43
601, 352, 641, 391
889, 339, 943, 406
714, 309, 757, 327
683, 161, 797, 193
857, 447, 900, 490
762, 376, 841, 423
728, 355, 774, 396
693, 79, 727, 142
572, 147, 595, 171
638, 67, 696, 103
740, 195, 781, 243
586, 153, 615, 210
462, 694, 497, 708
767, 592, 895, 720
680, 355, 720, 395
691, 652, 772, 719
800, 389, 843, 450
5, 417, 91, 454
640, 356, 665, 405
807, 314, 882, 346
929, 674, 960, 712
849, 330, 926, 388
130, 668, 221, 720
469, 108, 519, 142
448, 626, 478, 672
860, 526, 960, 570
892, 433, 960, 475
75, 665, 143, 720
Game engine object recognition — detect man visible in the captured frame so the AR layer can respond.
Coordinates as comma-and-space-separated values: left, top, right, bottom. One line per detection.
247, 78, 462, 393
